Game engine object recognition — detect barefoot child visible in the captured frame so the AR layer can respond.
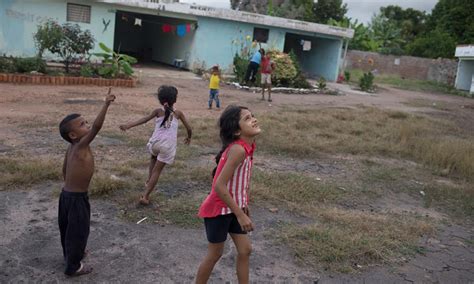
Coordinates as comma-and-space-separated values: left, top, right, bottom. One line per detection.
58, 89, 115, 276
208, 65, 221, 109
119, 85, 192, 205
196, 105, 261, 284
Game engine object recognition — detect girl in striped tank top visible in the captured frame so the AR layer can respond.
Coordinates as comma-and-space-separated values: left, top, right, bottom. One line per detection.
119, 85, 192, 205
196, 105, 261, 284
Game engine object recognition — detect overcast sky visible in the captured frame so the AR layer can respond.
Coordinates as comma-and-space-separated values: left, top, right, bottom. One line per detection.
179, 0, 438, 24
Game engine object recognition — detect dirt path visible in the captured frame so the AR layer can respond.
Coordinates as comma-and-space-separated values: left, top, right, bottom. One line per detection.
0, 66, 473, 282
0, 185, 318, 282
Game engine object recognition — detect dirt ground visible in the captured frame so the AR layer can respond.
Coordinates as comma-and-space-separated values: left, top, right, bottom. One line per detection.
0, 65, 473, 283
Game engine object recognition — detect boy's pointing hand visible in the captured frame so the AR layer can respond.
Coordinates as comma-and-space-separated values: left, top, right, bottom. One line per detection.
105, 94, 116, 104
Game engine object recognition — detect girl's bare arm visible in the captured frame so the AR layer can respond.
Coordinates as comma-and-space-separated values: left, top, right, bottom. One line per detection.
119, 109, 160, 131
175, 110, 192, 144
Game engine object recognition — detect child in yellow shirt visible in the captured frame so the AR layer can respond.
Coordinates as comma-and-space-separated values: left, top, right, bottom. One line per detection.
208, 66, 221, 109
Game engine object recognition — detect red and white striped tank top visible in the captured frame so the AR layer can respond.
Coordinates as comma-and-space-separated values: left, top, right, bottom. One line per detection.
198, 139, 256, 218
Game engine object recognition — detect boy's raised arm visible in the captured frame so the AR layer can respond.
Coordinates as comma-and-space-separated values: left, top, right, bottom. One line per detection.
78, 92, 115, 147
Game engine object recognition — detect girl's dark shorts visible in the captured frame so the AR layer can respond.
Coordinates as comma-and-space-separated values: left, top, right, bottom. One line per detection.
204, 213, 246, 243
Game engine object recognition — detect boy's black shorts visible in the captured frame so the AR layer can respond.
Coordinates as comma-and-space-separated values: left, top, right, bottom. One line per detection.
204, 213, 246, 243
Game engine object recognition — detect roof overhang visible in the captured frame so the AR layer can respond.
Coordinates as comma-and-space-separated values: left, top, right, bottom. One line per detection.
455, 45, 474, 59
95, 0, 354, 39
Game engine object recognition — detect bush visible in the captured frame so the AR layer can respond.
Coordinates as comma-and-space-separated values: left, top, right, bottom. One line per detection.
14, 57, 46, 73
359, 71, 375, 92
317, 77, 327, 91
287, 50, 312, 88
269, 51, 298, 86
94, 42, 137, 78
0, 56, 15, 73
233, 53, 248, 83
344, 71, 351, 82
34, 20, 95, 73
80, 63, 96, 77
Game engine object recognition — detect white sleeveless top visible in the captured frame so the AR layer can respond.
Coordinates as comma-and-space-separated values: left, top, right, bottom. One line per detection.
149, 112, 179, 144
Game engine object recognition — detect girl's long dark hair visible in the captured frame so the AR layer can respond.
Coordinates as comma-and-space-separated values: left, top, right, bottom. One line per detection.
212, 105, 248, 177
157, 85, 177, 127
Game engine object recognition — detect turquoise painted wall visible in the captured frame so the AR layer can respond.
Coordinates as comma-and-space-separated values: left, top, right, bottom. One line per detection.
189, 16, 286, 71
0, 0, 115, 58
302, 37, 342, 81
284, 32, 342, 81
191, 16, 342, 81
0, 0, 344, 81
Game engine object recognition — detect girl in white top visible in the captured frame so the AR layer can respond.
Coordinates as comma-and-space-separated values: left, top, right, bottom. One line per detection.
119, 85, 192, 205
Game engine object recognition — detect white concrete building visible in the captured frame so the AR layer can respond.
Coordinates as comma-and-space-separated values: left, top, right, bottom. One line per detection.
455, 45, 474, 94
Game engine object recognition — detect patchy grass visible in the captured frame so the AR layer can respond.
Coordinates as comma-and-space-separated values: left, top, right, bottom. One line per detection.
252, 169, 357, 208
253, 107, 474, 181
89, 173, 141, 197
279, 208, 434, 272
127, 136, 150, 148
0, 157, 61, 188
348, 69, 469, 97
403, 99, 451, 111
95, 154, 211, 227
159, 192, 205, 228
116, 190, 205, 228
180, 117, 219, 146
422, 181, 474, 219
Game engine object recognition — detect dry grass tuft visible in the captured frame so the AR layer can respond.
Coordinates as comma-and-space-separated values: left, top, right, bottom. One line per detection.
89, 174, 135, 197
253, 107, 474, 181
422, 182, 474, 218
279, 208, 434, 272
0, 157, 61, 188
252, 169, 351, 206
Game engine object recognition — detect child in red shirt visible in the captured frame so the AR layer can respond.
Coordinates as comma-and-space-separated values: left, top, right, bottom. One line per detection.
196, 105, 261, 284
260, 54, 275, 102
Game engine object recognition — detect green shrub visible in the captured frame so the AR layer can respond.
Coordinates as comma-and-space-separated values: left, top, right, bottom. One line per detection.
344, 70, 351, 82
34, 20, 95, 73
94, 42, 137, 78
0, 56, 15, 73
14, 57, 46, 73
291, 73, 312, 88
269, 51, 297, 86
317, 77, 327, 91
233, 53, 248, 83
288, 50, 312, 88
359, 71, 375, 92
80, 63, 95, 77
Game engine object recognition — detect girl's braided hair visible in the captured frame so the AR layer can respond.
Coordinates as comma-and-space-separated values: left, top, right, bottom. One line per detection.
157, 85, 177, 127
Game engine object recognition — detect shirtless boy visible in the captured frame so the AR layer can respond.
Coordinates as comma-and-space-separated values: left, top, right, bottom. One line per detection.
58, 90, 115, 276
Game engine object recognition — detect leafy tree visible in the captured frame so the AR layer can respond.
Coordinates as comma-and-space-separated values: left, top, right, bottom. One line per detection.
34, 20, 95, 73
380, 5, 428, 49
312, 0, 347, 24
328, 18, 381, 52
427, 0, 474, 45
33, 20, 63, 57
406, 29, 456, 58
230, 0, 346, 24
404, 0, 474, 58
369, 14, 404, 55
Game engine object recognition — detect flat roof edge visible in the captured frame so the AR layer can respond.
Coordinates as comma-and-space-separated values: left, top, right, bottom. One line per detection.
96, 0, 354, 39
